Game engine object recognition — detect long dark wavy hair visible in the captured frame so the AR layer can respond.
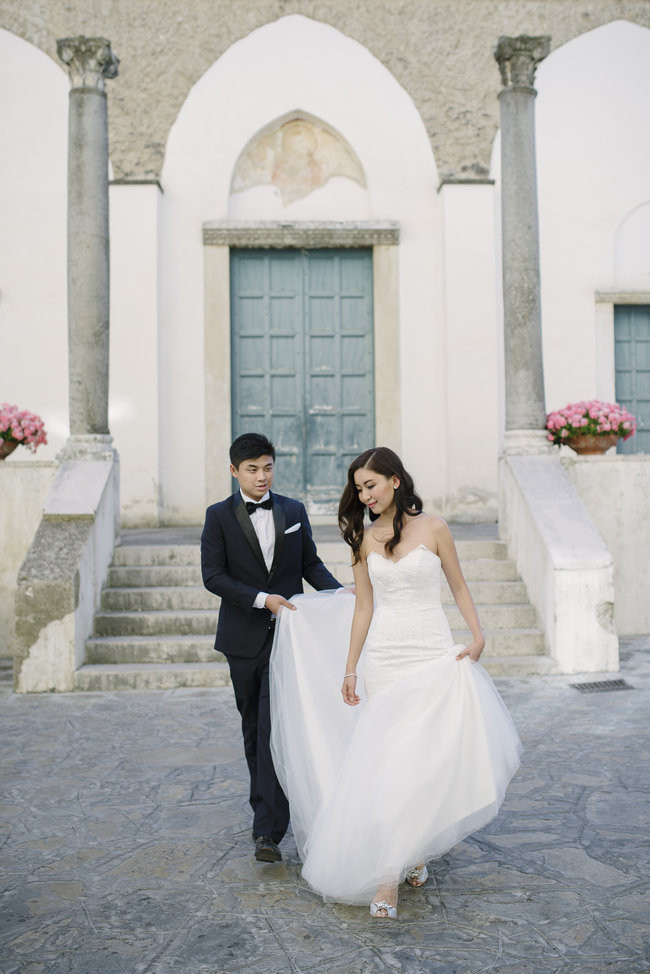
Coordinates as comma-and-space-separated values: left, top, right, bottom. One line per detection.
338, 447, 423, 563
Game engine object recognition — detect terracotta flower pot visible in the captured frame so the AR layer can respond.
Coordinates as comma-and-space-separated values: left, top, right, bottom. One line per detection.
0, 439, 19, 460
566, 433, 619, 455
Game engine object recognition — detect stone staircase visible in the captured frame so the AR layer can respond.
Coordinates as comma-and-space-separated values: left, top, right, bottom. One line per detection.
74, 524, 556, 691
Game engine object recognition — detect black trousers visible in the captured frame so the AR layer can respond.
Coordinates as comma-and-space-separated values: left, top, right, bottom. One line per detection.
226, 627, 290, 844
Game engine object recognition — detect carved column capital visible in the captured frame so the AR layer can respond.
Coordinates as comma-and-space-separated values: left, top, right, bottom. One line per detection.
57, 36, 119, 91
494, 35, 550, 89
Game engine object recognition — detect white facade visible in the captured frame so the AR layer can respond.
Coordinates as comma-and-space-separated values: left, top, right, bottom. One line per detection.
158, 15, 441, 522
0, 30, 69, 453
1, 17, 649, 527
533, 20, 650, 411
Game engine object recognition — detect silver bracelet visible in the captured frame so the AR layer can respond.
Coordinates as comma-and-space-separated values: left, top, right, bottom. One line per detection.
344, 672, 356, 678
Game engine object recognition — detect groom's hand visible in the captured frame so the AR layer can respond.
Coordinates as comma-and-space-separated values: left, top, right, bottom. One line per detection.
265, 594, 297, 614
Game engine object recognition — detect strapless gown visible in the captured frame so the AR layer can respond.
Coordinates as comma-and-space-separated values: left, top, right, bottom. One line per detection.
270, 544, 522, 905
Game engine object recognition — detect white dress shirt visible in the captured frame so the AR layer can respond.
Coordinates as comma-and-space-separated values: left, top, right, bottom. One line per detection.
240, 489, 274, 609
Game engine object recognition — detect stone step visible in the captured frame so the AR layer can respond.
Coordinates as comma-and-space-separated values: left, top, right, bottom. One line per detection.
85, 626, 544, 666
110, 537, 510, 569
445, 603, 537, 629
0, 657, 14, 690
451, 559, 518, 581
112, 544, 200, 567
73, 651, 556, 692
315, 538, 509, 563
322, 558, 520, 582
480, 654, 559, 677
73, 661, 231, 692
94, 601, 536, 636
109, 563, 354, 589
86, 635, 219, 665
442, 580, 528, 605
302, 564, 523, 589
94, 610, 217, 637
94, 603, 537, 637
452, 628, 545, 656
100, 578, 529, 612
83, 527, 553, 687
101, 586, 219, 612
107, 564, 204, 587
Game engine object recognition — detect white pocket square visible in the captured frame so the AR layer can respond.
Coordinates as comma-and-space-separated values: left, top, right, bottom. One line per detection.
284, 523, 301, 535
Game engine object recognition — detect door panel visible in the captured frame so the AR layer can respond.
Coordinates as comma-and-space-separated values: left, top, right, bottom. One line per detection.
615, 305, 650, 454
231, 248, 374, 509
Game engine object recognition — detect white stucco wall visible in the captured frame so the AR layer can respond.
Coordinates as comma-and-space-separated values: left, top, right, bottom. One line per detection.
614, 202, 650, 291
160, 16, 650, 522
0, 30, 154, 525
159, 14, 441, 521
3, 18, 648, 529
440, 182, 500, 520
109, 182, 162, 525
0, 30, 69, 459
533, 20, 650, 412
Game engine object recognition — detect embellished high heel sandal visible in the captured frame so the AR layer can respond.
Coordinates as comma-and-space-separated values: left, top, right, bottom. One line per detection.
405, 864, 428, 887
370, 899, 397, 919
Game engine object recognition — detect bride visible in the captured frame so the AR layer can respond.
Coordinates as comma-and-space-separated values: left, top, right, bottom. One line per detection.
270, 447, 522, 919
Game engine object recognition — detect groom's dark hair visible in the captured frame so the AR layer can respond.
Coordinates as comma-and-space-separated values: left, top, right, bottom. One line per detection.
230, 433, 276, 468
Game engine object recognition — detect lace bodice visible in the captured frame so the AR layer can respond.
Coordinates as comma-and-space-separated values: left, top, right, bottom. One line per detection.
361, 543, 454, 696
367, 544, 442, 611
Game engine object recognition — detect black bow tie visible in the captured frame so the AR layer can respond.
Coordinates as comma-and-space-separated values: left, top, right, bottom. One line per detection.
244, 498, 273, 515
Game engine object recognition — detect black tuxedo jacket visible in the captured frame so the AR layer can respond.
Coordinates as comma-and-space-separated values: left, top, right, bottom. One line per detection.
201, 491, 341, 659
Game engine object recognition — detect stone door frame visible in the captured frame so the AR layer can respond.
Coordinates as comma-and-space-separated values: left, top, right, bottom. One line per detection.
202, 221, 400, 505
595, 289, 650, 405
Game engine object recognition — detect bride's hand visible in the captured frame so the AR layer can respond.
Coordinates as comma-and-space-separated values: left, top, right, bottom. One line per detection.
456, 639, 485, 663
342, 674, 360, 706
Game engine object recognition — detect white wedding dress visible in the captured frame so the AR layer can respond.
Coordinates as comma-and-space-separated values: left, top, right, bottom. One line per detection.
270, 544, 522, 906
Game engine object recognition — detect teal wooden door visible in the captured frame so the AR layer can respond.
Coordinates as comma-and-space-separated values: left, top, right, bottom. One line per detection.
231, 249, 375, 509
615, 306, 650, 454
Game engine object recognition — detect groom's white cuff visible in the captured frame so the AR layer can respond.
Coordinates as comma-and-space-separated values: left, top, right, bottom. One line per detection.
254, 591, 269, 609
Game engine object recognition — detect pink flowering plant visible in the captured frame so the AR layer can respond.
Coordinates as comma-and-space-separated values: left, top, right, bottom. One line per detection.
546, 399, 636, 445
0, 402, 48, 452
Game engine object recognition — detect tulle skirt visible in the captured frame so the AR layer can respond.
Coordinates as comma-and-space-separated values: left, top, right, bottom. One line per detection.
270, 589, 522, 905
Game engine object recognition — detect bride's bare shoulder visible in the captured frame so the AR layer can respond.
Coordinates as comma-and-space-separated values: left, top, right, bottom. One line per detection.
416, 512, 452, 547
361, 523, 391, 553
414, 511, 448, 528
362, 524, 383, 548
354, 525, 374, 562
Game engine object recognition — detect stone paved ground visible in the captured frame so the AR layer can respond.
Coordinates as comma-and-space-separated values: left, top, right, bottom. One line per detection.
1, 638, 648, 974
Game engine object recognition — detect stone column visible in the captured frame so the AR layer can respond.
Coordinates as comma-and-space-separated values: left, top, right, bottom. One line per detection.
494, 35, 551, 453
57, 36, 119, 458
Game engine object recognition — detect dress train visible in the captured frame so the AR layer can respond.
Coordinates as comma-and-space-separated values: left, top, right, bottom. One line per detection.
270, 549, 522, 906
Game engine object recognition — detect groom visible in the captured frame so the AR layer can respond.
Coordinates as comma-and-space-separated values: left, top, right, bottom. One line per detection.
201, 433, 342, 862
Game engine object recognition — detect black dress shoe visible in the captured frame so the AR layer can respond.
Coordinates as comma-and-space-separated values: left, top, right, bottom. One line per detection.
254, 835, 282, 862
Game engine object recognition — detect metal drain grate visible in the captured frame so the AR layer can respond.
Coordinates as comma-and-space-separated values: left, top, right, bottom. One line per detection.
569, 678, 634, 693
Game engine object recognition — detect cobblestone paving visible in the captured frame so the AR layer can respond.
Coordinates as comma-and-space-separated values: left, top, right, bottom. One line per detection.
1, 638, 648, 973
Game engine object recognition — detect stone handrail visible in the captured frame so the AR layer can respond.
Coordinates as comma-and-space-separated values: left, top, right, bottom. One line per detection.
499, 453, 618, 673
14, 458, 119, 692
